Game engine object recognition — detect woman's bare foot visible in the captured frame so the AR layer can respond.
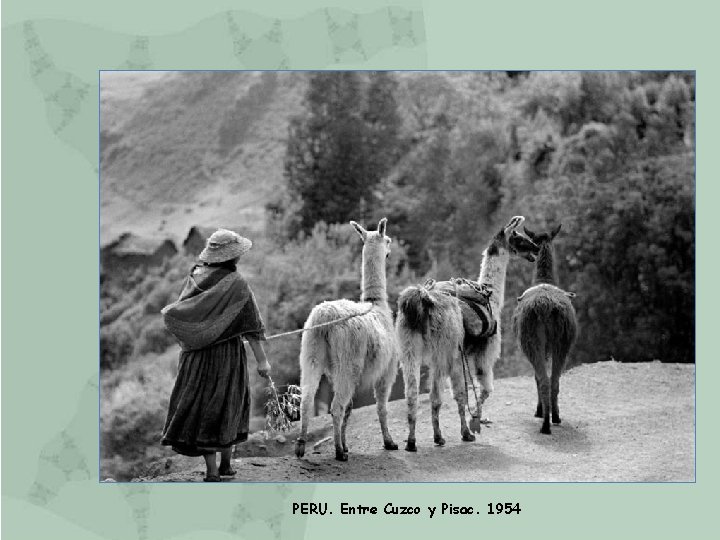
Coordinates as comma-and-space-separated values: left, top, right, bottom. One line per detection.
203, 452, 219, 481
219, 447, 236, 476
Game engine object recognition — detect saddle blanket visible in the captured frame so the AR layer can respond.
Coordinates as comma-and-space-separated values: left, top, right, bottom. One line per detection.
424, 278, 496, 338
517, 283, 576, 302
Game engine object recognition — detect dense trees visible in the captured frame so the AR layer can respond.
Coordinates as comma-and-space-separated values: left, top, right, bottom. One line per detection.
276, 71, 695, 365
498, 73, 695, 364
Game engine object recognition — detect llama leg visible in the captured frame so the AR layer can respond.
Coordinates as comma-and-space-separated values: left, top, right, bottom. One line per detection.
430, 372, 445, 446
477, 370, 494, 423
538, 373, 551, 434
374, 369, 399, 451
534, 375, 543, 418
401, 347, 421, 452
524, 324, 551, 434
549, 323, 573, 425
551, 351, 567, 425
449, 362, 474, 442
550, 373, 561, 425
295, 368, 321, 458
529, 355, 551, 434
330, 390, 353, 461
477, 334, 499, 422
340, 400, 353, 453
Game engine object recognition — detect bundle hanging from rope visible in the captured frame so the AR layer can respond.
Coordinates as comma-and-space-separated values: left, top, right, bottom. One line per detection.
265, 376, 301, 433
260, 305, 374, 432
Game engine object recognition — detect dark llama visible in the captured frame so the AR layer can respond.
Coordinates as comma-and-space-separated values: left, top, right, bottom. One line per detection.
512, 224, 578, 435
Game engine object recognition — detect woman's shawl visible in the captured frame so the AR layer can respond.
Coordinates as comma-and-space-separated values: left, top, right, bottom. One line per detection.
161, 270, 265, 351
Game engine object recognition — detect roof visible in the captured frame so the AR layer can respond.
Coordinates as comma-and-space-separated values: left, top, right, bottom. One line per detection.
104, 232, 177, 256
182, 226, 217, 247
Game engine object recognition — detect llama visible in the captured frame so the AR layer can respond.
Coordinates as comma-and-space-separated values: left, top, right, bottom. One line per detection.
512, 224, 578, 434
396, 216, 539, 451
294, 218, 399, 461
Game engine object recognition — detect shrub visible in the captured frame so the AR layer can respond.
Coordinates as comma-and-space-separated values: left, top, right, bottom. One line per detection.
100, 319, 135, 369
100, 300, 131, 327
136, 316, 176, 356
144, 282, 176, 315
100, 350, 178, 478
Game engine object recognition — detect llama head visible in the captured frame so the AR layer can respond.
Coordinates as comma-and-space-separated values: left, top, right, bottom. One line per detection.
524, 223, 562, 284
487, 215, 539, 262
523, 223, 562, 245
350, 218, 392, 260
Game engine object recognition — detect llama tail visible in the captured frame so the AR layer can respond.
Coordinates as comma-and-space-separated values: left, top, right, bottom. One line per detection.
296, 325, 326, 458
397, 285, 436, 333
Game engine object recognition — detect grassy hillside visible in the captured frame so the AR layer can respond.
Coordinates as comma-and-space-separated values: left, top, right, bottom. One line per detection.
100, 71, 306, 244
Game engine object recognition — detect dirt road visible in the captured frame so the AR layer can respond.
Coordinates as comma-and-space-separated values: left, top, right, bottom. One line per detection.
137, 361, 694, 482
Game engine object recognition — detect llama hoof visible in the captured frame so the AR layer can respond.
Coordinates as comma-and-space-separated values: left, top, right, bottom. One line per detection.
534, 410, 543, 419
552, 416, 562, 425
405, 440, 417, 452
384, 441, 398, 451
335, 449, 348, 462
540, 424, 552, 435
295, 440, 306, 458
434, 436, 446, 446
462, 431, 476, 442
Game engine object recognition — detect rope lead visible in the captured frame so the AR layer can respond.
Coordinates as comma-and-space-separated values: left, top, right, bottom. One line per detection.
460, 346, 481, 418
257, 305, 375, 342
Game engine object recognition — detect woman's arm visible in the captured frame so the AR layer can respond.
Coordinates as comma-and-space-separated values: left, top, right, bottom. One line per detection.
246, 338, 271, 378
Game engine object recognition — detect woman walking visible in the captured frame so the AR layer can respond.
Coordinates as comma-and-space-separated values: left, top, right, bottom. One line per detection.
160, 229, 271, 482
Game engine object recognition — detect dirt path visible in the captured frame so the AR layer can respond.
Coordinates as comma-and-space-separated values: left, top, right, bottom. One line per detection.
137, 361, 694, 482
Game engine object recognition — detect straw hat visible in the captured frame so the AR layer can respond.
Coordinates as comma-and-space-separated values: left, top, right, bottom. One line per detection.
198, 229, 252, 263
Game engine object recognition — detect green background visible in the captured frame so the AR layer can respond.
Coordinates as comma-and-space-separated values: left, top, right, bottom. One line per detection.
1, 0, 711, 538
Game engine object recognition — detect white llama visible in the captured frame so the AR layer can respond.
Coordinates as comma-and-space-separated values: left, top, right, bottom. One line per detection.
294, 218, 399, 461
396, 216, 539, 451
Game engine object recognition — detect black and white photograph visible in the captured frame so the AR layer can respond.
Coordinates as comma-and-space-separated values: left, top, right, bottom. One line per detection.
100, 70, 695, 483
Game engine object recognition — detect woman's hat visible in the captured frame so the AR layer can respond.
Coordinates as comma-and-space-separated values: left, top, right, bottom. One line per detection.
198, 229, 252, 263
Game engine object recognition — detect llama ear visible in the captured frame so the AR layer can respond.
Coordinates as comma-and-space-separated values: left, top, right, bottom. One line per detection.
350, 221, 367, 241
523, 226, 537, 241
504, 215, 525, 233
550, 223, 562, 240
377, 217, 388, 236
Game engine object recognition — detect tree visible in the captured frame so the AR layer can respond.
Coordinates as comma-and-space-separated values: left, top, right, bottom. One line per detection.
363, 72, 404, 189
377, 122, 455, 272
282, 72, 403, 237
507, 153, 694, 365
498, 72, 694, 366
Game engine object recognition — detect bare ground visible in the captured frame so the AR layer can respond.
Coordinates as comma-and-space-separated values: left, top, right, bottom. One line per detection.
135, 361, 694, 483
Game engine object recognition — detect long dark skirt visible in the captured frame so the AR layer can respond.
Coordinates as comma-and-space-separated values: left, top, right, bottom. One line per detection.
161, 336, 250, 456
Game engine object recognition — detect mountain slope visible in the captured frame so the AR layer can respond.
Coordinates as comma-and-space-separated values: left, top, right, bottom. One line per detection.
100, 71, 306, 244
